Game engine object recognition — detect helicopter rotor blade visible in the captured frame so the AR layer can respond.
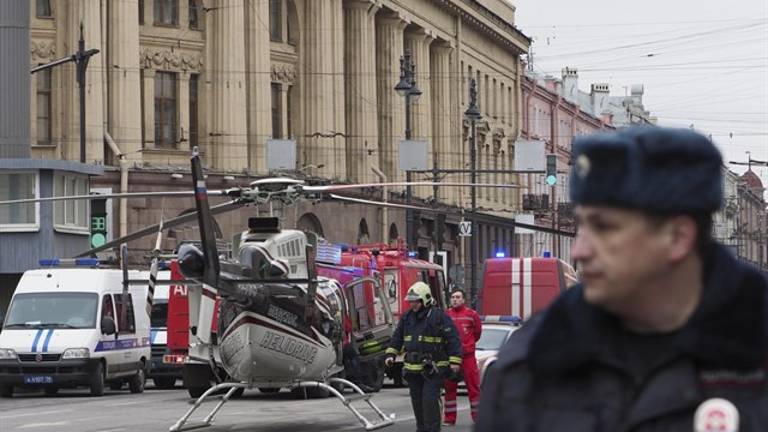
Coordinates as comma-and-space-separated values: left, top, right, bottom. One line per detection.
328, 194, 448, 213
76, 199, 246, 257
0, 190, 231, 207
303, 181, 521, 193
190, 149, 222, 287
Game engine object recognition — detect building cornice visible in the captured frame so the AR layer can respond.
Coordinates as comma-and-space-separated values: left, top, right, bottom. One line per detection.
430, 0, 530, 54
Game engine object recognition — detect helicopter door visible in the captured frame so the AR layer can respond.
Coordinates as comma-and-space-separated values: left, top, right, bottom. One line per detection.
344, 277, 393, 359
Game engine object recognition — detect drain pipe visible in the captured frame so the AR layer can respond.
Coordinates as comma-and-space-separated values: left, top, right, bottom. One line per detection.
104, 131, 129, 238
371, 166, 387, 243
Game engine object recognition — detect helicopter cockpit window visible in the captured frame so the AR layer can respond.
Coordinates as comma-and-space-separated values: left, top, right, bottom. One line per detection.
240, 247, 286, 279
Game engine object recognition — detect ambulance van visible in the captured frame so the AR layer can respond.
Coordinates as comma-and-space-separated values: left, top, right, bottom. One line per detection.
0, 260, 150, 397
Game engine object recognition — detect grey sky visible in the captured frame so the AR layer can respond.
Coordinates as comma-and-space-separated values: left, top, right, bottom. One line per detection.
507, 0, 767, 183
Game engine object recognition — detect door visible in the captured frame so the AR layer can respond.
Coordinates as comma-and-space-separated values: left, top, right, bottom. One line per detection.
98, 294, 119, 376
114, 292, 138, 375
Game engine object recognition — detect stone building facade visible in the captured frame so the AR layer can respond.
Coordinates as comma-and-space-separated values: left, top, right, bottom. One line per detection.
25, 0, 530, 284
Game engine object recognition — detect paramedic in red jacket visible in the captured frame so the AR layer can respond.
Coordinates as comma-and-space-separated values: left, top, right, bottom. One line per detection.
443, 288, 482, 425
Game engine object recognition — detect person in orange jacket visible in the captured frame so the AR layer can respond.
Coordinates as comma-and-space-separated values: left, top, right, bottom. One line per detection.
443, 288, 482, 425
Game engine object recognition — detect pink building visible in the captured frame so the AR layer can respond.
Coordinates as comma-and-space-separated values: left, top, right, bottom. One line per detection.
516, 68, 613, 263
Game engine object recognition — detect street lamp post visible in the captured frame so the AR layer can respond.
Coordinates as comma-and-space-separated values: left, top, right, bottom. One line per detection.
465, 78, 482, 307
395, 51, 422, 250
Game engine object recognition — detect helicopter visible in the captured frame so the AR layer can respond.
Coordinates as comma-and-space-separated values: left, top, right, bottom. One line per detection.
0, 149, 521, 431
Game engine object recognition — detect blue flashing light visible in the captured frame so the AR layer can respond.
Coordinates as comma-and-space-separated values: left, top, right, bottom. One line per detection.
158, 260, 170, 271
39, 258, 60, 267
480, 315, 522, 324
543, 251, 552, 258
75, 258, 99, 267
495, 251, 506, 258
407, 251, 418, 258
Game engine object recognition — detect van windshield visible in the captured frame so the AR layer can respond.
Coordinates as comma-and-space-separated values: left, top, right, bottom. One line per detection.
4, 292, 98, 330
151, 300, 169, 329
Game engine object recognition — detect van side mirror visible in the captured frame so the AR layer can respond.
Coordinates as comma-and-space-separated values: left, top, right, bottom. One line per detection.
101, 316, 116, 336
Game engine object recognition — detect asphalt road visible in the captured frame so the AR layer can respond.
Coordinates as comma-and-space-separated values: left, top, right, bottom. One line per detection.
0, 383, 476, 432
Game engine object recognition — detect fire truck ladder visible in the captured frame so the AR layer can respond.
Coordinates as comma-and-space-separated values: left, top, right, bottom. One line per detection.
168, 378, 395, 431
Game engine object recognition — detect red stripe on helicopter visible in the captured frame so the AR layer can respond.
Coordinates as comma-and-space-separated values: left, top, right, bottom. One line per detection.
221, 313, 324, 348
201, 284, 217, 300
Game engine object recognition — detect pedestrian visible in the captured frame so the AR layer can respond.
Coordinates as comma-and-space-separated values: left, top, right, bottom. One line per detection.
442, 288, 482, 426
476, 127, 768, 431
384, 281, 462, 432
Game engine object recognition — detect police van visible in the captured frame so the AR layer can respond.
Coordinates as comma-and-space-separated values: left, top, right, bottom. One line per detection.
0, 259, 150, 397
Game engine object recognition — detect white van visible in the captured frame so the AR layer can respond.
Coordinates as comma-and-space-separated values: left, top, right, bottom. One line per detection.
0, 265, 150, 397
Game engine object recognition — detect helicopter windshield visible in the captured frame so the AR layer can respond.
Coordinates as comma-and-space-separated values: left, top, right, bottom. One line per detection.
240, 246, 286, 279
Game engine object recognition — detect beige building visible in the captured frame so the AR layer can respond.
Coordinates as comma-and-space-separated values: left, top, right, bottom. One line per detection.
27, 0, 529, 285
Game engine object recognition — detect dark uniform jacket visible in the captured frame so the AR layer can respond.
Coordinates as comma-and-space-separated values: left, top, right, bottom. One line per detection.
477, 244, 768, 431
386, 306, 463, 372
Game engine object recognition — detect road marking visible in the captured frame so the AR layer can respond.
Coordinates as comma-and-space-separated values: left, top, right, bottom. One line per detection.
102, 400, 147, 407
2, 409, 71, 420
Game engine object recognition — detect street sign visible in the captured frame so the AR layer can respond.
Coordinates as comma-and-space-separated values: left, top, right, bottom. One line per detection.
266, 139, 297, 171
399, 140, 429, 171
459, 220, 472, 237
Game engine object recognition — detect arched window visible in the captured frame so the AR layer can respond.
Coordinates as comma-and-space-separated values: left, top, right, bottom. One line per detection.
388, 223, 399, 242
297, 212, 324, 237
358, 218, 370, 244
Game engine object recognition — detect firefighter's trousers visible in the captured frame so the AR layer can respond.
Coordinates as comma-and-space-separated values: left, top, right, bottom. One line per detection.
443, 354, 480, 423
406, 372, 444, 432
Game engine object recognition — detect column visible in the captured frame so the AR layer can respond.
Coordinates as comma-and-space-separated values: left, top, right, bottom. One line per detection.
60, 0, 104, 163
430, 42, 452, 203
376, 12, 408, 183
142, 69, 156, 147
344, 0, 379, 183
304, 0, 346, 178
179, 72, 190, 146
108, 0, 142, 162
210, 0, 248, 171
245, 0, 271, 173
0, 0, 30, 158
281, 84, 290, 138
405, 27, 434, 199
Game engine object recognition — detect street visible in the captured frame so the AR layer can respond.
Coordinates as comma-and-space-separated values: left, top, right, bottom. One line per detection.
0, 383, 476, 432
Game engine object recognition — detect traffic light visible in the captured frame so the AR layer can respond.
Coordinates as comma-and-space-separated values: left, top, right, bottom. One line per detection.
90, 198, 107, 248
546, 154, 557, 186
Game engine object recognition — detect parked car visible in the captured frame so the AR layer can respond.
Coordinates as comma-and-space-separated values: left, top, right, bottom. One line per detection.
476, 316, 522, 386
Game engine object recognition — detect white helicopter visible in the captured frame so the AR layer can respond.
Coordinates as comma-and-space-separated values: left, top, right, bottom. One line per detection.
0, 149, 525, 431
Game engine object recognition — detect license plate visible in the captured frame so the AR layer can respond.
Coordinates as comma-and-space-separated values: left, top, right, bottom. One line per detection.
24, 375, 53, 385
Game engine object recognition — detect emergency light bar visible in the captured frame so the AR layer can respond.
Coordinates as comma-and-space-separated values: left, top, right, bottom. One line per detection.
39, 258, 100, 267
480, 315, 522, 325
407, 251, 418, 258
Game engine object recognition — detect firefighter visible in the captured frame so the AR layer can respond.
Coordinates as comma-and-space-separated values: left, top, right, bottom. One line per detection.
385, 282, 462, 432
443, 288, 482, 425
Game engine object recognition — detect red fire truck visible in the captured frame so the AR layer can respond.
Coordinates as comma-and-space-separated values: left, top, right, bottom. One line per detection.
478, 257, 579, 320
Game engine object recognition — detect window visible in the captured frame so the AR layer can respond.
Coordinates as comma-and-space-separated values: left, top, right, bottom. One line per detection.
101, 294, 115, 322
154, 72, 178, 148
188, 0, 201, 29
4, 293, 98, 330
139, 0, 145, 24
189, 74, 199, 148
36, 69, 52, 146
271, 83, 282, 139
36, 0, 52, 18
154, 0, 178, 26
114, 293, 136, 334
151, 300, 169, 328
269, 0, 282, 42
53, 174, 89, 231
0, 173, 37, 229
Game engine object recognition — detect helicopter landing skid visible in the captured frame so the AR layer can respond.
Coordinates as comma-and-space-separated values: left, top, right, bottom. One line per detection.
168, 378, 395, 432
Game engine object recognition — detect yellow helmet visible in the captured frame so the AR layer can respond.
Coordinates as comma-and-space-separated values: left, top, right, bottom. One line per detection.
406, 281, 434, 307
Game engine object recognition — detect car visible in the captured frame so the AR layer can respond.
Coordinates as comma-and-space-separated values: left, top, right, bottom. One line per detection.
475, 316, 522, 386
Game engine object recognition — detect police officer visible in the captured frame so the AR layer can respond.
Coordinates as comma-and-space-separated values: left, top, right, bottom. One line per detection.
477, 127, 768, 431
385, 282, 462, 432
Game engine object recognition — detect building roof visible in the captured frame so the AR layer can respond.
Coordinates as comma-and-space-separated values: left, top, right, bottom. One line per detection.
741, 169, 764, 193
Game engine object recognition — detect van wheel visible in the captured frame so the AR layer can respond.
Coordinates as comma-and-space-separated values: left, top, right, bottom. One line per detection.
90, 363, 105, 396
44, 387, 59, 396
129, 368, 146, 394
0, 385, 13, 398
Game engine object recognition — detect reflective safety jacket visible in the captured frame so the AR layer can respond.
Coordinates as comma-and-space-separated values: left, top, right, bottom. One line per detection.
447, 305, 482, 357
385, 306, 462, 373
